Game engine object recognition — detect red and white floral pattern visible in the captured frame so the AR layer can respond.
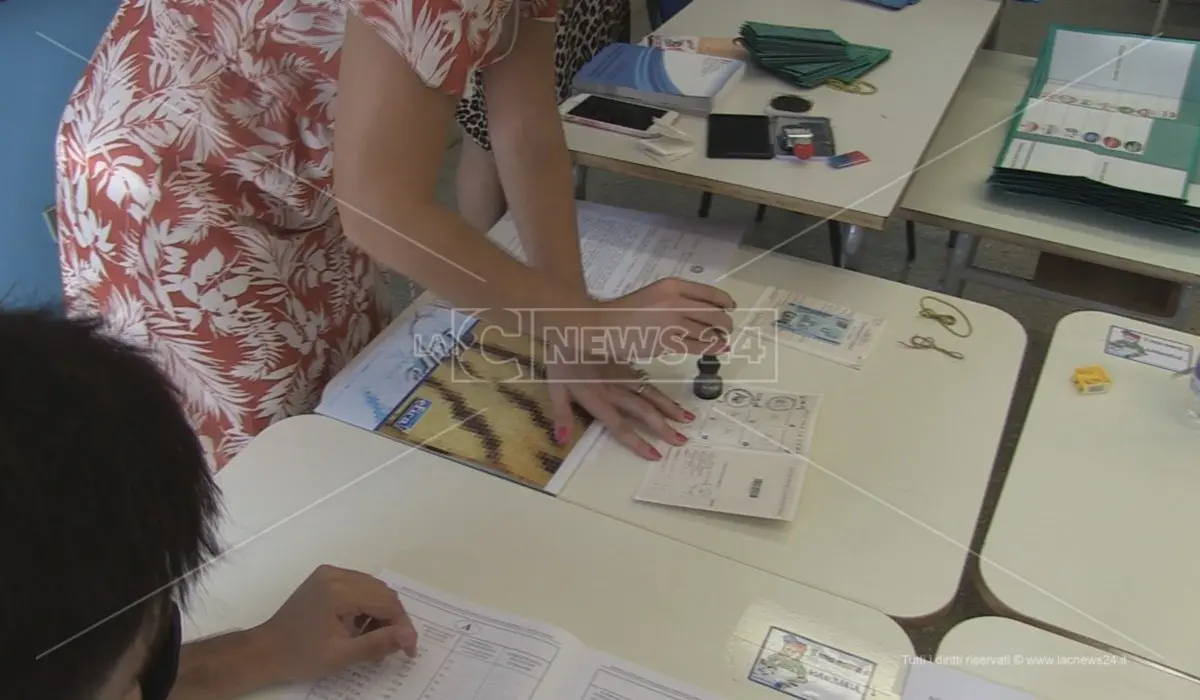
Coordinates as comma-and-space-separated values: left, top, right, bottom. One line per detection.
56, 0, 557, 469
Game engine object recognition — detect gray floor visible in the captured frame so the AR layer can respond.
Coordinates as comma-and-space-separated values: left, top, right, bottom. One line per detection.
387, 0, 1200, 658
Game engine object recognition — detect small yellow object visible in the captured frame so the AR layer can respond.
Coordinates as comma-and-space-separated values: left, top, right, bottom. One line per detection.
1072, 366, 1112, 395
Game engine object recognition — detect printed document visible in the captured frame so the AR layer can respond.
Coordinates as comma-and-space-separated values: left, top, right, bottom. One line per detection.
745, 288, 885, 369
634, 445, 807, 521
291, 572, 727, 700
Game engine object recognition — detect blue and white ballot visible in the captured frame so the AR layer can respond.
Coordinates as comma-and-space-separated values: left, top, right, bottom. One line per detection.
746, 288, 886, 369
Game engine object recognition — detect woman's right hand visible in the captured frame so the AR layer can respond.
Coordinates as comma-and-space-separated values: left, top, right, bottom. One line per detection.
591, 278, 736, 361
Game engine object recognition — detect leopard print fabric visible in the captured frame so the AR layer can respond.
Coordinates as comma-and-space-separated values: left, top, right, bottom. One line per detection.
454, 0, 632, 151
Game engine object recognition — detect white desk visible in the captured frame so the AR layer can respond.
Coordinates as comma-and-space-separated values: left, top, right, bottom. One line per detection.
936, 618, 1200, 699
980, 311, 1200, 678
568, 0, 1000, 230
900, 52, 1200, 322
559, 248, 1027, 620
186, 415, 915, 699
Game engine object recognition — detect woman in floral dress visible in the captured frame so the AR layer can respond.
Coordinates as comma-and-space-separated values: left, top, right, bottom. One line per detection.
57, 0, 732, 469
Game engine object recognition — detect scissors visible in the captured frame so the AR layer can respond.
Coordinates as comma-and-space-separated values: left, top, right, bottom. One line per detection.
899, 335, 964, 360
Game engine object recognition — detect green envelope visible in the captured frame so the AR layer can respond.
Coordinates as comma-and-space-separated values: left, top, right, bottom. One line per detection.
738, 22, 891, 90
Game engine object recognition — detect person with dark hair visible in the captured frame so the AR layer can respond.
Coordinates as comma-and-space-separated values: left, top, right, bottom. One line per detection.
1, 310, 417, 700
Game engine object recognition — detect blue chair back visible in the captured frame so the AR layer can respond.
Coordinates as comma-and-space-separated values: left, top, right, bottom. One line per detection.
0, 0, 120, 310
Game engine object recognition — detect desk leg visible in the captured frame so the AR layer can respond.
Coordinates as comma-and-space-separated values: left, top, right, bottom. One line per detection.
574, 166, 589, 201
835, 222, 864, 270
942, 231, 979, 296
1170, 285, 1196, 329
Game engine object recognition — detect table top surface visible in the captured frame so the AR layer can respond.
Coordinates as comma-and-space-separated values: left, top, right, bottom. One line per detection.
558, 247, 1027, 620
186, 415, 915, 700
900, 51, 1200, 285
938, 618, 1200, 699
980, 311, 1200, 677
565, 0, 1000, 229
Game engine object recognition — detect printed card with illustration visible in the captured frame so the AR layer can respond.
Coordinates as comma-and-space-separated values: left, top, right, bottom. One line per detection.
1103, 325, 1194, 373
749, 628, 875, 700
745, 288, 886, 369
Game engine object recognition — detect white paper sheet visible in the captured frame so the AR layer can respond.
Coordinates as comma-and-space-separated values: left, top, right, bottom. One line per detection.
901, 663, 1036, 700
486, 202, 742, 300
745, 288, 885, 370
289, 572, 732, 700
298, 572, 582, 700
561, 652, 726, 700
635, 445, 807, 521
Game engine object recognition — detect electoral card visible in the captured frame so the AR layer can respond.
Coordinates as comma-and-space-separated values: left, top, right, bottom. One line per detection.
746, 288, 886, 369
749, 627, 876, 700
1104, 325, 1194, 373
676, 386, 822, 457
634, 446, 806, 521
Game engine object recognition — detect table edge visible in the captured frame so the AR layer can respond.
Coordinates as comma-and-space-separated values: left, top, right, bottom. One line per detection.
573, 152, 888, 230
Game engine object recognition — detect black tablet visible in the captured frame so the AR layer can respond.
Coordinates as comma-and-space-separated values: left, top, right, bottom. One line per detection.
706, 114, 775, 160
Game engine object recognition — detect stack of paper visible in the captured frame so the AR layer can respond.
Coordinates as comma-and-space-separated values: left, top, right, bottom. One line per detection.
990, 26, 1200, 232
737, 22, 891, 89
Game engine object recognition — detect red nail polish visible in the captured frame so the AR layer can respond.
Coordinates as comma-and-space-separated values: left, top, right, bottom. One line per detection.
555, 426, 569, 444
674, 432, 688, 444
682, 410, 696, 422
649, 447, 663, 460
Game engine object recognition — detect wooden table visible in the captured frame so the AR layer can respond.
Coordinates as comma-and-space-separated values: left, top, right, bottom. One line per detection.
980, 311, 1200, 678
184, 415, 915, 699
568, 0, 1000, 266
935, 617, 1200, 699
899, 51, 1200, 325
558, 247, 1027, 621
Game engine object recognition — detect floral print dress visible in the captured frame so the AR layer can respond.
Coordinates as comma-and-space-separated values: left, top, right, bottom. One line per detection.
56, 0, 557, 469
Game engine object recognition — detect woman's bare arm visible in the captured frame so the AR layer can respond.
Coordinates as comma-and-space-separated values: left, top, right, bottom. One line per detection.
334, 14, 594, 338
482, 18, 588, 295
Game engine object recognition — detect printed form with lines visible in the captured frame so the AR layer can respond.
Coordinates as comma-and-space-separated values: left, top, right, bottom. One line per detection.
294, 572, 726, 700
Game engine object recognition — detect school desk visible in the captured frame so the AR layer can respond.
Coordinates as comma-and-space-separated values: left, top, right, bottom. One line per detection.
566, 0, 1001, 266
899, 51, 1200, 327
979, 311, 1200, 679
182, 415, 915, 700
936, 617, 1200, 698
557, 246, 1027, 622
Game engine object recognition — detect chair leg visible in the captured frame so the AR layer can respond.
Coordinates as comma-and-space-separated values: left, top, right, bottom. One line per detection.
755, 204, 767, 223
698, 192, 713, 218
905, 220, 917, 264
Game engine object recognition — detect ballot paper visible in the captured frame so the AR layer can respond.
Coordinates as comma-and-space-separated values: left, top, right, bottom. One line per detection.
635, 445, 807, 521
901, 663, 1036, 700
293, 571, 728, 700
677, 387, 821, 457
747, 288, 886, 369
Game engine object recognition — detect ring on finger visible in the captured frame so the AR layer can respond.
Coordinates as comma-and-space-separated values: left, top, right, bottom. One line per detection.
629, 367, 651, 395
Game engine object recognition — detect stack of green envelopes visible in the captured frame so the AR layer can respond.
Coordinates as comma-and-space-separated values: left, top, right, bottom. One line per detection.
990, 26, 1200, 233
738, 22, 891, 90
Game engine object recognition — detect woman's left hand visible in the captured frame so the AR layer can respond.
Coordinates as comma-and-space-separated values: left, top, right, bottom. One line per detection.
546, 360, 694, 460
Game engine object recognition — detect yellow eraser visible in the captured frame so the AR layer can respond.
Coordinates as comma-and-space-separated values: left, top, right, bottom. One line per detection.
1072, 365, 1111, 395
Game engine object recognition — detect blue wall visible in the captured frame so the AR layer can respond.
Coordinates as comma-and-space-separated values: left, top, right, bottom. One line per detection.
0, 0, 120, 309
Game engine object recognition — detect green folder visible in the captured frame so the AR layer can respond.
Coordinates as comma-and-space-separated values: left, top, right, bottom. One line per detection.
989, 25, 1200, 233
738, 22, 891, 90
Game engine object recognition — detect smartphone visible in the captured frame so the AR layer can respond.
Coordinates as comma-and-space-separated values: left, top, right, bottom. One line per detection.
559, 94, 679, 138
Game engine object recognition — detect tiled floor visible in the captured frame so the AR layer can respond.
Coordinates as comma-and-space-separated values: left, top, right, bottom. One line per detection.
398, 0, 1200, 657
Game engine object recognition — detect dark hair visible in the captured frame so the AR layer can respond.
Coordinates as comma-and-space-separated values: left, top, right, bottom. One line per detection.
0, 310, 220, 699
